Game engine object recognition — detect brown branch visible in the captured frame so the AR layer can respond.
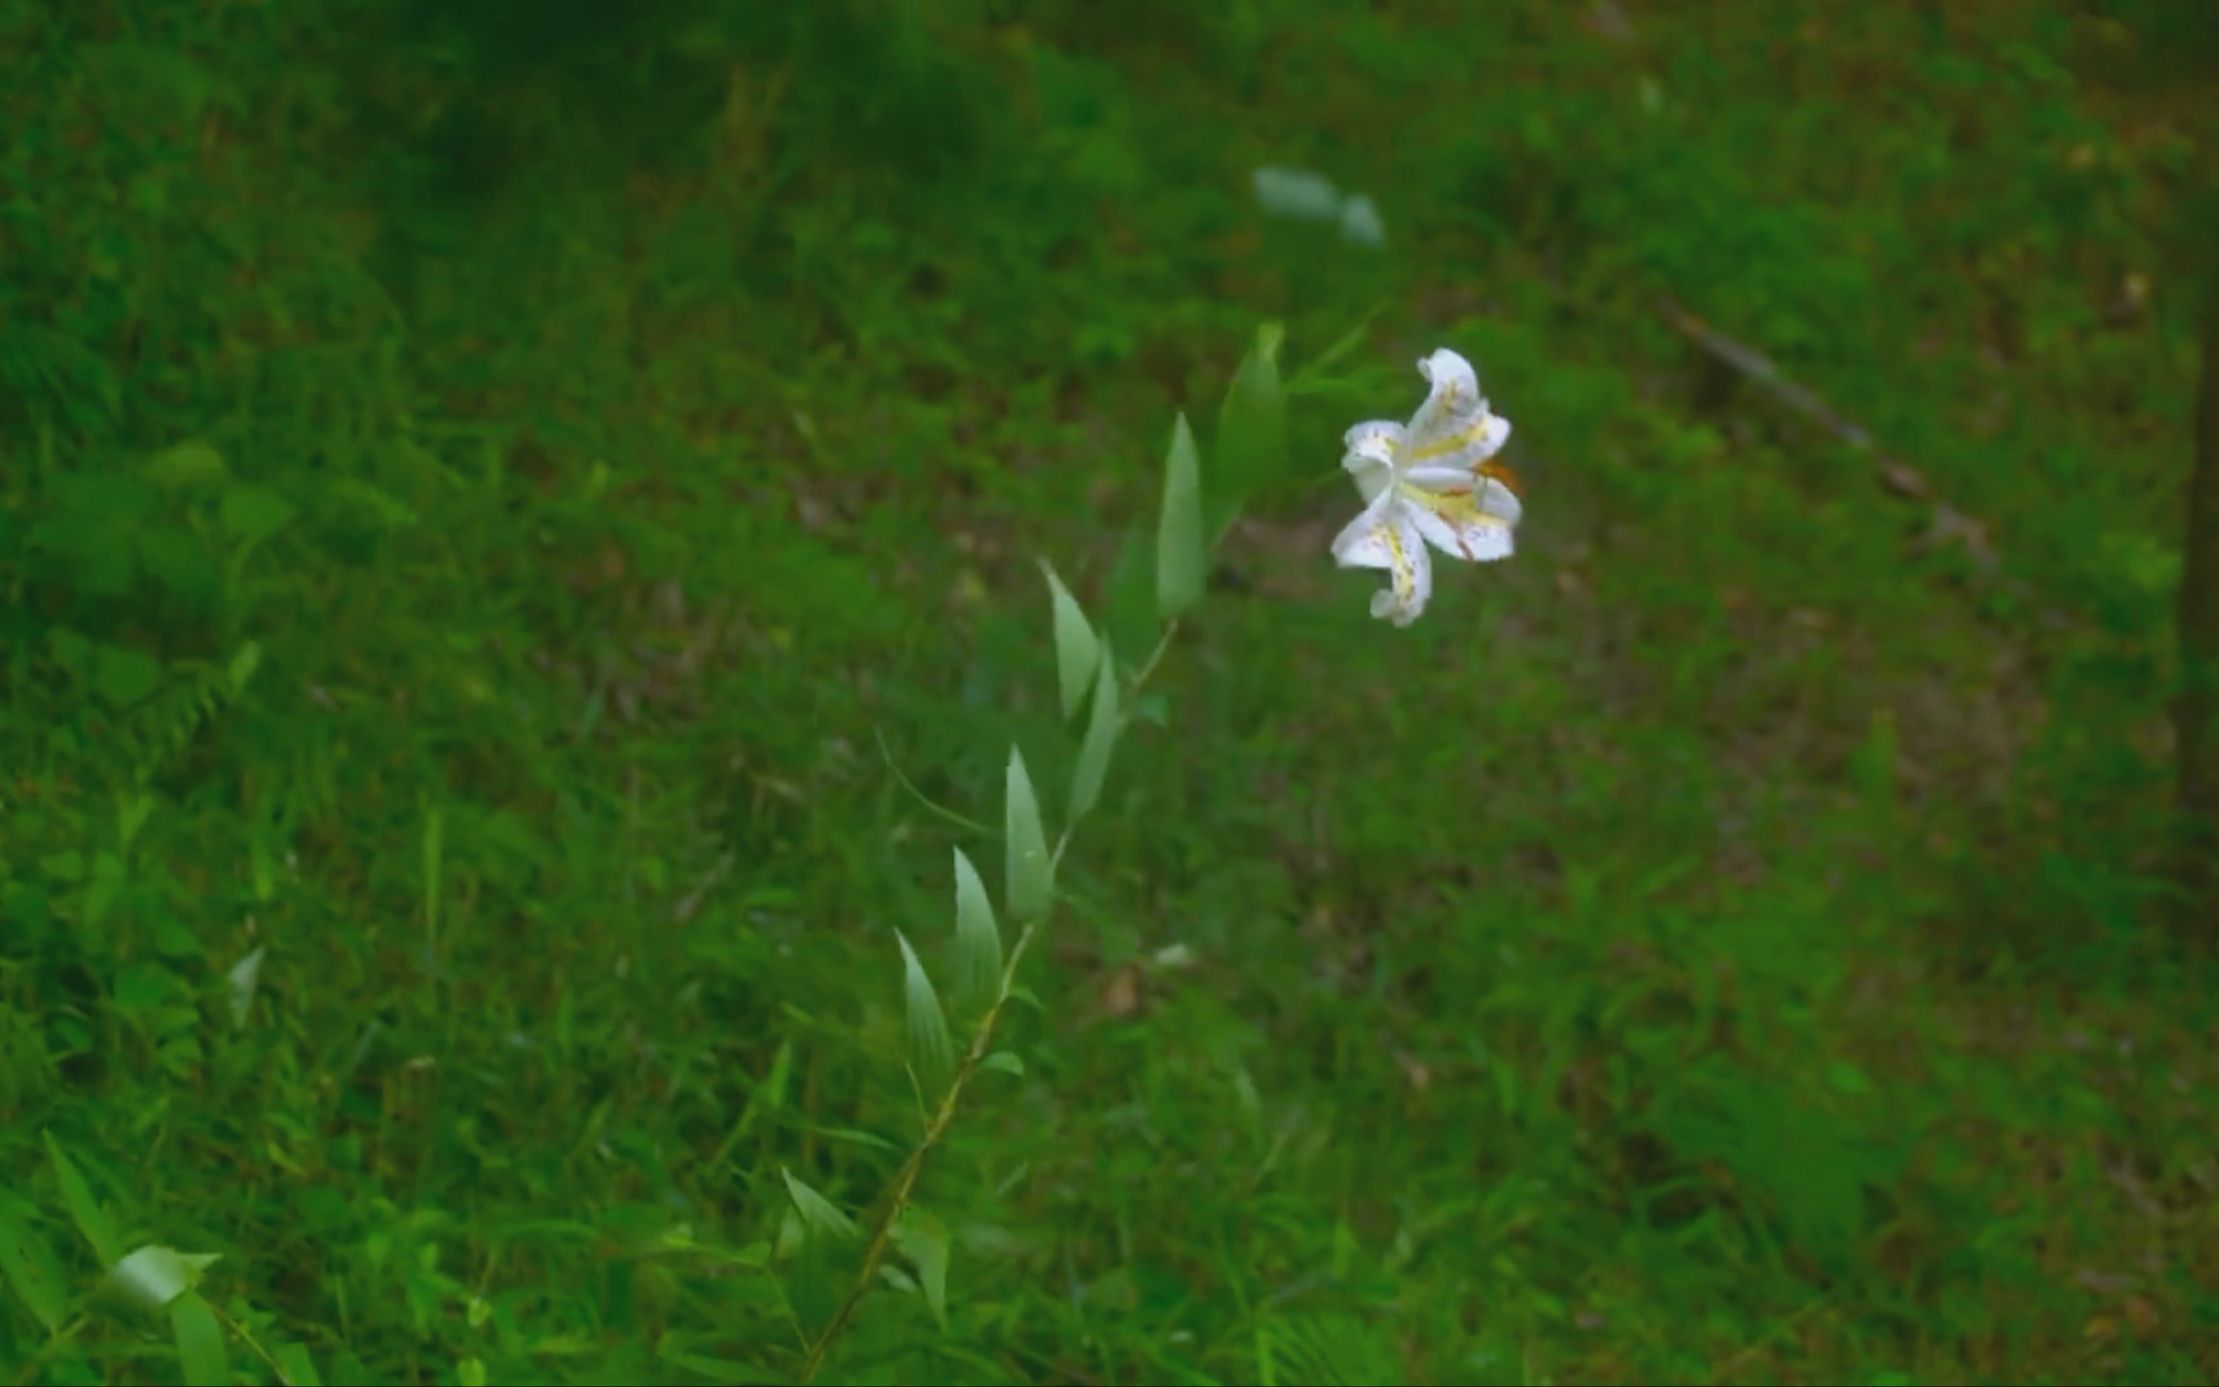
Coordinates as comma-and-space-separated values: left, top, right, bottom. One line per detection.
1656, 297, 2000, 575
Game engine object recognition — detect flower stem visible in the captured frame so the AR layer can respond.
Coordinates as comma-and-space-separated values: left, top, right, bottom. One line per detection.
801, 589, 1204, 1380
1128, 617, 1182, 698
798, 922, 1037, 1384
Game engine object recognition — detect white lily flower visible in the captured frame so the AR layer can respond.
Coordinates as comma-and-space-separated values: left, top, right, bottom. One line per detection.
1330, 348, 1522, 626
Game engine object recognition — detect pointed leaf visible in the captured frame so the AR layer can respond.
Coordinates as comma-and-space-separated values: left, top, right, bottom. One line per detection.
226, 946, 265, 1028
1041, 562, 1101, 720
979, 1051, 1025, 1078
1155, 413, 1205, 619
1216, 323, 1288, 507
107, 1245, 220, 1313
0, 1196, 66, 1330
275, 1342, 324, 1386
1251, 165, 1342, 221
1068, 639, 1122, 821
1004, 747, 1052, 923
1285, 312, 1381, 396
171, 1291, 227, 1386
893, 1207, 951, 1329
225, 640, 261, 696
894, 930, 955, 1091
1102, 531, 1159, 671
780, 1169, 860, 1243
1339, 194, 1387, 246
44, 1134, 120, 1266
950, 848, 1002, 1012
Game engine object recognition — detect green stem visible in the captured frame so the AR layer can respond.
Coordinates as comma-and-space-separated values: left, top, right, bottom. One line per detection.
801, 592, 1203, 1380
9, 1316, 88, 1387
798, 922, 1037, 1384
206, 1300, 290, 1384
1127, 618, 1182, 701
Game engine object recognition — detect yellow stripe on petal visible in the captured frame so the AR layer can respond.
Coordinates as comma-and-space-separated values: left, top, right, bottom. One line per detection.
1399, 482, 1514, 564
1401, 484, 1506, 529
1406, 415, 1495, 462
1385, 523, 1415, 603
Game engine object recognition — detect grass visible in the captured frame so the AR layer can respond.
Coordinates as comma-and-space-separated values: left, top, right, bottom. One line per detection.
3, 0, 2216, 1382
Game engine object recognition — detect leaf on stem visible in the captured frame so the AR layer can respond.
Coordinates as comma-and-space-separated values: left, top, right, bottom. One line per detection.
1217, 323, 1288, 507
1068, 638, 1122, 820
1041, 561, 1102, 720
1156, 413, 1205, 619
951, 847, 1002, 1012
0, 1195, 66, 1330
894, 930, 955, 1092
171, 1291, 227, 1386
1004, 747, 1052, 923
892, 1207, 951, 1329
43, 1133, 121, 1266
781, 1168, 861, 1244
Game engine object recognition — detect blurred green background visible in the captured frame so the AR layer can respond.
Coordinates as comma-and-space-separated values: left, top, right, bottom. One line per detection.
3, 1, 2215, 1382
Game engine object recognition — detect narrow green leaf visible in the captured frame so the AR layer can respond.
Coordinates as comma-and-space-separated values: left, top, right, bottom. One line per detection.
43, 1134, 120, 1266
107, 1245, 220, 1313
893, 1207, 951, 1329
1041, 561, 1101, 720
171, 1291, 228, 1386
0, 1196, 67, 1330
1155, 412, 1205, 619
1216, 323, 1288, 507
658, 1235, 772, 1271
219, 483, 297, 544
225, 946, 265, 1028
1284, 310, 1381, 394
708, 1036, 792, 1171
225, 640, 261, 696
780, 1168, 859, 1243
1004, 747, 1052, 923
894, 930, 955, 1091
795, 1123, 899, 1153
950, 848, 1002, 1012
1068, 639, 1122, 821
658, 1347, 777, 1381
874, 728, 998, 837
274, 1342, 324, 1386
422, 805, 443, 947
1101, 531, 1159, 670
979, 1051, 1025, 1078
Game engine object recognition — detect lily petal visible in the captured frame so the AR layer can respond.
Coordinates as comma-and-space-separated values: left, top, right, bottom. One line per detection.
1401, 469, 1523, 527
1331, 497, 1432, 625
1341, 420, 1404, 501
1475, 474, 1521, 527
1330, 489, 1399, 568
1401, 411, 1511, 469
1405, 349, 1488, 451
1399, 479, 1516, 563
1342, 419, 1406, 462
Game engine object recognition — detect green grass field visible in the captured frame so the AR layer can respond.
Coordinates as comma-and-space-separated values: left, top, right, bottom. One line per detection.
4, 2, 2216, 1382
